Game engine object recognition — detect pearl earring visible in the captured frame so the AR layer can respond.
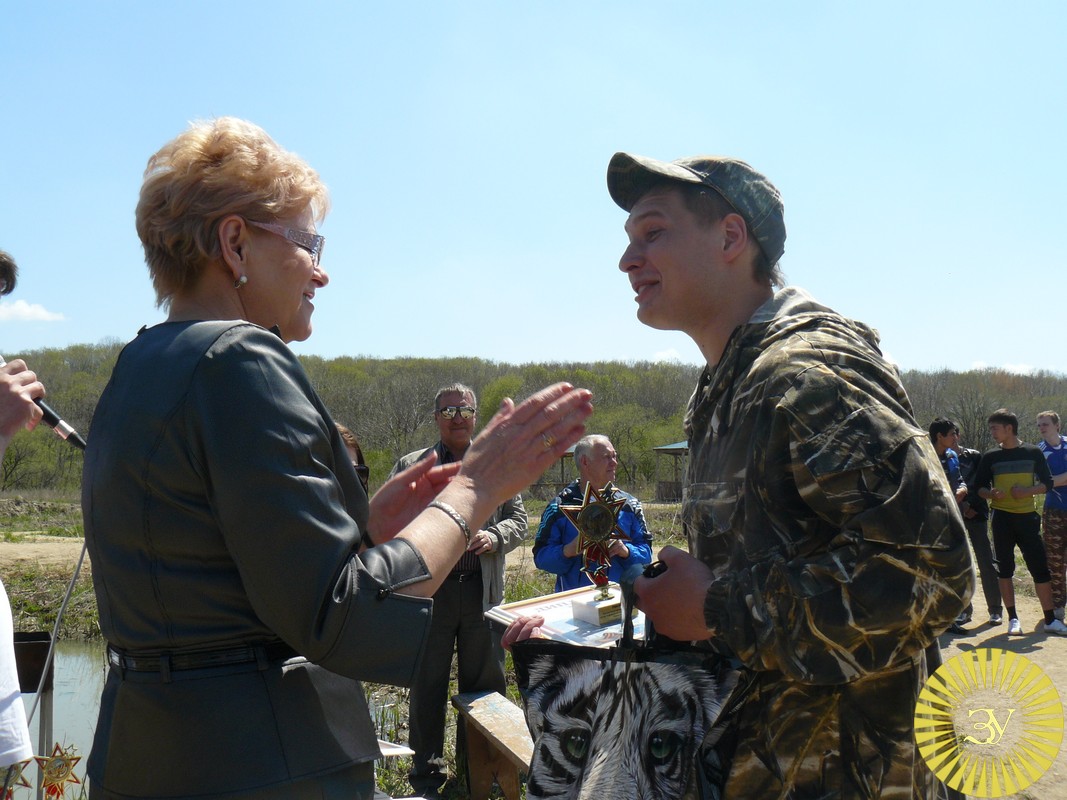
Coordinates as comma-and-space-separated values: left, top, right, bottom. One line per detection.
234, 275, 248, 289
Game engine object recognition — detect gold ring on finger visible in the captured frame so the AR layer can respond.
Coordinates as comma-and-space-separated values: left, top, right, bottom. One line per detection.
542, 432, 556, 449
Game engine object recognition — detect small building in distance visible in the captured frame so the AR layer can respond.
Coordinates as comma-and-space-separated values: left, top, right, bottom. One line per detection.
653, 441, 688, 501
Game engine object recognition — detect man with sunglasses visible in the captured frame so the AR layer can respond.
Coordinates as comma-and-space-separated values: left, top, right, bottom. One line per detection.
390, 383, 527, 799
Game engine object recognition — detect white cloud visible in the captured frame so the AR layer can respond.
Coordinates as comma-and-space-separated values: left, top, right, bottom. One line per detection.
0, 300, 65, 322
653, 348, 683, 363
1002, 363, 1036, 375
970, 361, 1036, 375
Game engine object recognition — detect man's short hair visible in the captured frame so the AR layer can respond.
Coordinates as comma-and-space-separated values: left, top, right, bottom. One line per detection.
655, 182, 784, 288
988, 408, 1018, 434
928, 417, 958, 444
607, 152, 786, 288
1038, 411, 1060, 426
0, 249, 16, 296
434, 382, 477, 412
573, 434, 611, 466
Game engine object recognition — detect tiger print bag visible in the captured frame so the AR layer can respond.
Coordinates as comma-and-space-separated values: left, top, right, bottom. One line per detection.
511, 593, 748, 800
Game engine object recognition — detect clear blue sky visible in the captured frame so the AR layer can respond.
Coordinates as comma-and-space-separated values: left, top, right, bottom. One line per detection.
2, 2, 1064, 373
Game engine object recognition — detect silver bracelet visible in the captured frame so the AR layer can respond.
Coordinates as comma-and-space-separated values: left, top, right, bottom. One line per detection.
429, 500, 472, 545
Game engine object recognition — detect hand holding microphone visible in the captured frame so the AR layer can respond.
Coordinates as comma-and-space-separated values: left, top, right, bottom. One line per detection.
0, 356, 86, 450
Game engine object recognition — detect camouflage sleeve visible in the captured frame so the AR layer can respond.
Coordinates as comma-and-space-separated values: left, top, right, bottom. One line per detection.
707, 399, 973, 685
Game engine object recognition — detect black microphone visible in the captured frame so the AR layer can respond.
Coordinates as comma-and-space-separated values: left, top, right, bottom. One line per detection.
34, 398, 87, 450
0, 356, 87, 450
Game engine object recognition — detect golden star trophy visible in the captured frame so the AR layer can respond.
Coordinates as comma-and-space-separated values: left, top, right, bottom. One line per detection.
560, 482, 633, 625
2, 759, 31, 800
34, 744, 81, 798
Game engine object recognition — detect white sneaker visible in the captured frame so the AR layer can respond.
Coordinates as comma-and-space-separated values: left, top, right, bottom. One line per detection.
1044, 618, 1067, 635
1055, 608, 1065, 621
1008, 618, 1023, 635
989, 613, 1003, 625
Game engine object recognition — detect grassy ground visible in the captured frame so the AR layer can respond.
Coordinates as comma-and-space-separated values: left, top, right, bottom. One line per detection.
0, 496, 83, 540
1, 494, 1042, 799
1, 496, 96, 638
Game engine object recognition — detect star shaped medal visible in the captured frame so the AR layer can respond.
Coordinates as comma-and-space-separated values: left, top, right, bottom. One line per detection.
34, 744, 81, 798
2, 760, 31, 800
560, 482, 629, 600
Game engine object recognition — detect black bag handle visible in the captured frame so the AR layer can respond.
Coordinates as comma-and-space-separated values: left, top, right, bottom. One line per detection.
620, 560, 669, 647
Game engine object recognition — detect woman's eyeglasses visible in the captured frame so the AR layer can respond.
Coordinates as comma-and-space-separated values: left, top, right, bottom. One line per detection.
436, 405, 476, 420
248, 220, 325, 267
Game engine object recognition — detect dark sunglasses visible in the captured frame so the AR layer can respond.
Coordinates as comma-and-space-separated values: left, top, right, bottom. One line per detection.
436, 405, 476, 420
353, 462, 370, 491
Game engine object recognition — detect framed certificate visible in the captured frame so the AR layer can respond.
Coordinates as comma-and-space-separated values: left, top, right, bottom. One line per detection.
485, 583, 645, 648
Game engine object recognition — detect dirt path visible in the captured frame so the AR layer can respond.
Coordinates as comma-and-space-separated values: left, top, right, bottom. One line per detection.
5, 540, 1066, 798
0, 537, 88, 570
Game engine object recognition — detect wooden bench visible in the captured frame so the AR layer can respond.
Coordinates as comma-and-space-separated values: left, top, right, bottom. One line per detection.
451, 690, 533, 800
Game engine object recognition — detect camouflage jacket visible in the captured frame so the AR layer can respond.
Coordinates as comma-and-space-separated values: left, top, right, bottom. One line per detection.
684, 287, 973, 797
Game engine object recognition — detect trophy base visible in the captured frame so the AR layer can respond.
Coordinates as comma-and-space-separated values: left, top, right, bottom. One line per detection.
572, 591, 626, 626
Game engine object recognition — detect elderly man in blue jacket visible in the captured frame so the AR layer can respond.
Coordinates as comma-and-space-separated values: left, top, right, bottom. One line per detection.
534, 434, 653, 591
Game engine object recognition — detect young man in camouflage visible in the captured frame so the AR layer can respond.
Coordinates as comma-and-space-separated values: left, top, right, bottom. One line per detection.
613, 153, 973, 798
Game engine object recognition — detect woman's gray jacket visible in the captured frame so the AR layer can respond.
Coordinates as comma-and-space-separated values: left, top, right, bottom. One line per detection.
82, 320, 432, 797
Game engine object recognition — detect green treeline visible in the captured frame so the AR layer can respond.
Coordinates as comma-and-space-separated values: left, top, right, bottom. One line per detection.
4, 340, 1067, 494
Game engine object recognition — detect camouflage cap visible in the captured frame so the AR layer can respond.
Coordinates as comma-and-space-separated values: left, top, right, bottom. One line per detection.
607, 152, 786, 266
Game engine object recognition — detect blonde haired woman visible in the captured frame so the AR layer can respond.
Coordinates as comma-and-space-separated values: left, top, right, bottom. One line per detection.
82, 118, 591, 799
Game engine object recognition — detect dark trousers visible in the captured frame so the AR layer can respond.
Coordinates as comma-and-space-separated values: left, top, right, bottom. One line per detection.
408, 575, 505, 794
991, 510, 1051, 583
962, 516, 1001, 615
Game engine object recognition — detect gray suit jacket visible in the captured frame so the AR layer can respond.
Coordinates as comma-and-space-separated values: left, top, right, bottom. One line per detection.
83, 320, 433, 797
392, 442, 527, 608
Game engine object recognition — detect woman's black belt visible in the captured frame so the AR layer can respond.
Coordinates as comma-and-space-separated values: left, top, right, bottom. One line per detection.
107, 642, 299, 673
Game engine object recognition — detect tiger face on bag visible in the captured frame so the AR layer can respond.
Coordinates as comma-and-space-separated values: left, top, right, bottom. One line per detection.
516, 643, 739, 800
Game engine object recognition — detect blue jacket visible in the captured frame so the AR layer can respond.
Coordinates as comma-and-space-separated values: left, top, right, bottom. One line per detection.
1039, 435, 1067, 511
938, 448, 965, 493
533, 480, 653, 592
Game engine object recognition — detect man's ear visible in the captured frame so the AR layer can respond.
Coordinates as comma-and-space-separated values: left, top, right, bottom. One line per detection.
721, 213, 750, 263
218, 215, 249, 278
